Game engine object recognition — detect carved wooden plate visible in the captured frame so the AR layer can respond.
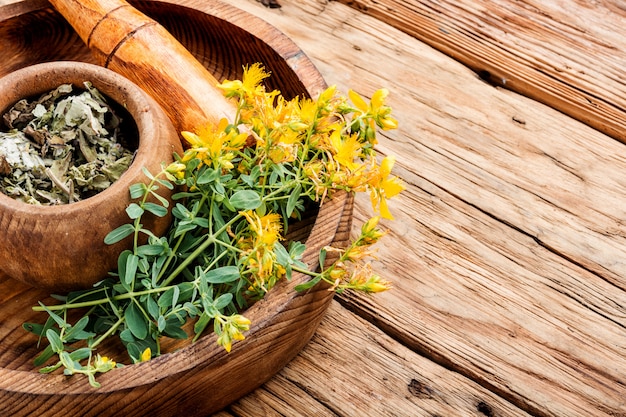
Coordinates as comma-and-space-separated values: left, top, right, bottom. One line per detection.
0, 0, 351, 415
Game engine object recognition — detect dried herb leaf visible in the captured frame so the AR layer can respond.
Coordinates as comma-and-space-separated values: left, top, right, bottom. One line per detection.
0, 82, 135, 205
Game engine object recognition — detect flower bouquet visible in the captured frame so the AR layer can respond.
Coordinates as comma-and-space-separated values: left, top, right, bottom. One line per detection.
24, 64, 404, 387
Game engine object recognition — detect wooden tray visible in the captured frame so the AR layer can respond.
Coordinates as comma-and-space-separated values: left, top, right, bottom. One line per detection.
0, 0, 352, 415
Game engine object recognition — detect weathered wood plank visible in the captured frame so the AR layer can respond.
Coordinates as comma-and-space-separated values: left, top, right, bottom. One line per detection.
228, 1, 626, 416
2, 0, 625, 415
335, 0, 626, 144
225, 302, 532, 417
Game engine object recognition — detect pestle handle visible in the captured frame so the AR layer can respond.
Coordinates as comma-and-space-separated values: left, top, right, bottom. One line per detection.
48, 0, 236, 135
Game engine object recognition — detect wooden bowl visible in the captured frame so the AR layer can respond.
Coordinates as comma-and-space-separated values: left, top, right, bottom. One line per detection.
0, 0, 352, 415
0, 61, 183, 291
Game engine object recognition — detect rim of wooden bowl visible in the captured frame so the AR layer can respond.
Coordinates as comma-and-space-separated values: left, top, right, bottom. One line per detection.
0, 0, 351, 414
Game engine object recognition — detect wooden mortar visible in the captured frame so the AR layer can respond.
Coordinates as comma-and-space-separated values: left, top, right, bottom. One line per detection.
0, 61, 183, 290
47, 0, 238, 135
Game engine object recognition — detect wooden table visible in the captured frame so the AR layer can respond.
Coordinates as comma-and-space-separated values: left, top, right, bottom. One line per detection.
2, 0, 626, 415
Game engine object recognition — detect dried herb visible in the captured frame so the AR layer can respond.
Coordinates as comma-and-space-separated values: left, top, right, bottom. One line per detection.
0, 82, 136, 204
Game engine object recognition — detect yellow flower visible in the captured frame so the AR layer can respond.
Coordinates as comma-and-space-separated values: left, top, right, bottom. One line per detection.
360, 216, 386, 244
217, 63, 270, 99
318, 85, 337, 107
180, 119, 243, 172
348, 89, 369, 113
371, 89, 398, 130
217, 314, 251, 353
378, 156, 404, 198
370, 88, 388, 110
94, 354, 116, 372
165, 161, 186, 180
241, 211, 283, 247
368, 156, 405, 219
217, 332, 233, 353
216, 79, 243, 97
232, 314, 251, 329
343, 244, 376, 262
297, 98, 319, 128
349, 88, 398, 131
346, 266, 392, 293
241, 63, 270, 96
329, 130, 362, 171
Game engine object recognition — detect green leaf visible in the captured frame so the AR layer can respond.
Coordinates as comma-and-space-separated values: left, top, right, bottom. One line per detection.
197, 167, 219, 184
172, 202, 191, 220
136, 244, 165, 256
141, 166, 155, 180
192, 217, 209, 228
126, 203, 144, 219
157, 286, 179, 309
229, 190, 261, 210
274, 243, 290, 266
290, 241, 307, 259
33, 344, 56, 367
143, 202, 168, 217
46, 329, 64, 353
146, 296, 160, 320
38, 303, 67, 329
213, 293, 233, 310
294, 275, 323, 292
104, 224, 135, 245
129, 183, 147, 199
193, 312, 212, 338
124, 253, 139, 286
157, 315, 166, 332
149, 191, 170, 208
69, 347, 92, 361
64, 316, 94, 341
119, 328, 136, 344
157, 177, 174, 190
23, 322, 46, 337
124, 302, 148, 340
163, 320, 188, 339
174, 222, 197, 237
286, 184, 301, 217
178, 282, 195, 302
318, 247, 327, 268
205, 266, 240, 284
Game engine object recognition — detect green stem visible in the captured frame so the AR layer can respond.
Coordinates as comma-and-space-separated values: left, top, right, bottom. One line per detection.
155, 192, 210, 283
291, 264, 319, 278
33, 285, 176, 312
90, 315, 124, 348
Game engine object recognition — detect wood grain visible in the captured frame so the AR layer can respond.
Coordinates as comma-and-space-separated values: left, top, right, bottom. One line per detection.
1, 0, 626, 415
335, 0, 626, 144
228, 0, 626, 415
228, 301, 533, 417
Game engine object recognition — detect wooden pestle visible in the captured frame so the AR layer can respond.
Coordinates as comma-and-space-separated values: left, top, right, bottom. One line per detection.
47, 0, 237, 135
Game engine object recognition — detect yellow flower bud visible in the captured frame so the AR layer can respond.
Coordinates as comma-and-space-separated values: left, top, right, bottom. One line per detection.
361, 216, 380, 234
367, 280, 392, 293
140, 347, 152, 362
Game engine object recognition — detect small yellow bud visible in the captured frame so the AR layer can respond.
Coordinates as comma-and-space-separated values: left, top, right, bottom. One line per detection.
367, 281, 392, 293
140, 347, 152, 362
362, 216, 380, 234
379, 115, 399, 130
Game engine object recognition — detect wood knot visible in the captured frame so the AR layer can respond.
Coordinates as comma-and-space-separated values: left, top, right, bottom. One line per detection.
477, 400, 495, 416
407, 378, 434, 398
